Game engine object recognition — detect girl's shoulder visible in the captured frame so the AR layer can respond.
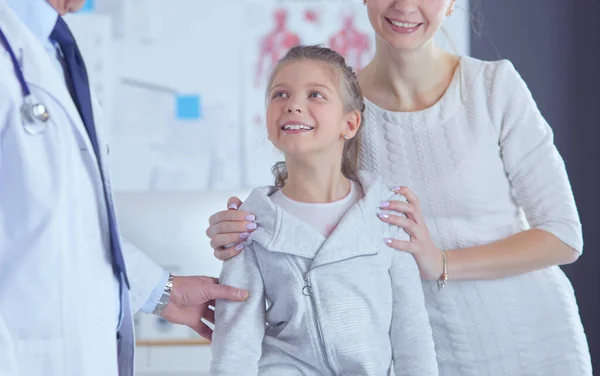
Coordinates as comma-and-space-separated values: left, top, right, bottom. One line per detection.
238, 185, 280, 225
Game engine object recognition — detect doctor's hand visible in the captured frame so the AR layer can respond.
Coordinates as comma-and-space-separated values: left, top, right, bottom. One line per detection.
206, 196, 256, 261
160, 275, 248, 340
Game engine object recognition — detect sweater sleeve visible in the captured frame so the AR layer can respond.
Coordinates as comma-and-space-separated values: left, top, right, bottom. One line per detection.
388, 224, 439, 375
490, 60, 583, 254
210, 245, 265, 376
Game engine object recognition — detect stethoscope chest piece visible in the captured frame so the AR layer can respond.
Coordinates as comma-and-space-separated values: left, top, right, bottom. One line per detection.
1, 26, 51, 134
21, 96, 50, 134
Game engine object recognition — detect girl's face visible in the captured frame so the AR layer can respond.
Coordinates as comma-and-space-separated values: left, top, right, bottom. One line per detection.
365, 0, 453, 51
266, 60, 357, 158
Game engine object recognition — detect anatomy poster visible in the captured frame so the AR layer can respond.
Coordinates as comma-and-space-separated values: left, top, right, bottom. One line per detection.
242, 1, 375, 187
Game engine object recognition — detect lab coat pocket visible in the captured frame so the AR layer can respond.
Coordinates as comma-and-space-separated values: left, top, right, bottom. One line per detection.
14, 338, 65, 376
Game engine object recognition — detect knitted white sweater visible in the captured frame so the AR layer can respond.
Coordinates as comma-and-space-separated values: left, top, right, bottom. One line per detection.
357, 55, 592, 376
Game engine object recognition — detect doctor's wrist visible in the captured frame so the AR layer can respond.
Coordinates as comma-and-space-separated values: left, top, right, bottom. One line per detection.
152, 273, 173, 316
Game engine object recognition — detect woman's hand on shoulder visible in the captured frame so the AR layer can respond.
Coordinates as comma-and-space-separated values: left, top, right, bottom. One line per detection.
378, 187, 444, 281
205, 197, 257, 261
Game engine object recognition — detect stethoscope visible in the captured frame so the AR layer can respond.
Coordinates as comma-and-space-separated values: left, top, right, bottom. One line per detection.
0, 26, 50, 133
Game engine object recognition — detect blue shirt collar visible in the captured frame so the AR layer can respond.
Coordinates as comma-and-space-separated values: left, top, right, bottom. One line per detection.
5, 0, 59, 50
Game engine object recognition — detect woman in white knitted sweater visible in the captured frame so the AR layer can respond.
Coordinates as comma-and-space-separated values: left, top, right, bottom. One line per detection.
206, 0, 592, 375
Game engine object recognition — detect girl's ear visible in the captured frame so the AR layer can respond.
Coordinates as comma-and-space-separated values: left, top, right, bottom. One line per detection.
342, 110, 361, 140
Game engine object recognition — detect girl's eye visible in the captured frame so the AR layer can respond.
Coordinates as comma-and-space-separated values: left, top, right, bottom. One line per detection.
272, 91, 288, 99
309, 92, 325, 99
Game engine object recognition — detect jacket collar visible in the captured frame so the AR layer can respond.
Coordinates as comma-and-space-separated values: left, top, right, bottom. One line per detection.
4, 0, 57, 50
241, 171, 394, 269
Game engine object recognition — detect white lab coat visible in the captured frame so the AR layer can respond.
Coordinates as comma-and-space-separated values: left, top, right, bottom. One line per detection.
0, 2, 164, 375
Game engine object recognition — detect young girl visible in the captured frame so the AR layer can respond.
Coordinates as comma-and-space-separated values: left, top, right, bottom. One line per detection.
210, 45, 438, 376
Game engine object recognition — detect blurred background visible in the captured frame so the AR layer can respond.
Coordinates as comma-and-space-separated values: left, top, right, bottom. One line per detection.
63, 0, 598, 374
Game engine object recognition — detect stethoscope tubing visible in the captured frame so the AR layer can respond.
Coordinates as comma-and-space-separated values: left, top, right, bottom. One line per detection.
0, 26, 31, 97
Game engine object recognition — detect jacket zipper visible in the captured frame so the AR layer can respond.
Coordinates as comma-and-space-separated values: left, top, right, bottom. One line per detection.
290, 256, 336, 376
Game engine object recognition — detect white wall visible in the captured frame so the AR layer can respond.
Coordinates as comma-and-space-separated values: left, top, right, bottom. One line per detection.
135, 345, 212, 376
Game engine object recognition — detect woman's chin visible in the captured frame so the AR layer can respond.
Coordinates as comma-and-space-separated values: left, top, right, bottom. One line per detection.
378, 31, 435, 53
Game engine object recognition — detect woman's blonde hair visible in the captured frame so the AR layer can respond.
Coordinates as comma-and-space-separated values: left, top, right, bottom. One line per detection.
266, 45, 366, 188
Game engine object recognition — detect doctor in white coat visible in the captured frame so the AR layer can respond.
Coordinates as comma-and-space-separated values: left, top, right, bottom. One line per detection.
0, 0, 248, 375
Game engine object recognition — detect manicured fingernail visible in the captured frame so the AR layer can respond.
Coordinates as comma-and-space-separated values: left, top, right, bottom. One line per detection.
384, 238, 393, 244
392, 186, 402, 191
228, 203, 238, 210
246, 214, 256, 221
380, 201, 390, 208
247, 222, 257, 230
378, 213, 390, 219
235, 244, 244, 251
240, 232, 250, 239
238, 289, 248, 300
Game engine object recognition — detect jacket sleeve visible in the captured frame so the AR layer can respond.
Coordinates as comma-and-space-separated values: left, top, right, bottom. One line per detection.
121, 238, 165, 314
388, 226, 439, 375
210, 244, 265, 375
489, 60, 583, 254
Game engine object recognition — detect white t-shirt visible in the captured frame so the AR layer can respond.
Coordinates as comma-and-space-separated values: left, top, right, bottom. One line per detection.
270, 180, 364, 237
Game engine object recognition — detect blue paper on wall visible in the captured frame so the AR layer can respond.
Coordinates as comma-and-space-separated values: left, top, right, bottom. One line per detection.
78, 0, 94, 12
176, 95, 202, 120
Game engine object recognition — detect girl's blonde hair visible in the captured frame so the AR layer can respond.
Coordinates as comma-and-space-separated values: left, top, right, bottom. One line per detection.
266, 45, 366, 188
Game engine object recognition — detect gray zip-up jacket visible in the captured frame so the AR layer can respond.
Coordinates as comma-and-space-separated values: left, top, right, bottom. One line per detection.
210, 171, 439, 376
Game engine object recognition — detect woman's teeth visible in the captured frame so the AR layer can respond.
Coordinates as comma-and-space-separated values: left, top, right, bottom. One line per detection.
389, 20, 420, 28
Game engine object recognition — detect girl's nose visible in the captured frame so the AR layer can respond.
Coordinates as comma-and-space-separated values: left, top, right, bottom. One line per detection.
287, 104, 302, 113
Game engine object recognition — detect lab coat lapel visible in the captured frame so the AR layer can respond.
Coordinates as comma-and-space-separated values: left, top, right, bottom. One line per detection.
90, 95, 112, 181
0, 4, 99, 165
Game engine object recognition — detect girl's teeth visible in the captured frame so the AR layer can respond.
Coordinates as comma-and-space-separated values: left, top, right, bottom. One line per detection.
283, 124, 313, 130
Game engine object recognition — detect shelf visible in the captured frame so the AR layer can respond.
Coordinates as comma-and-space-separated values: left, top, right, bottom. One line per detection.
136, 338, 211, 347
